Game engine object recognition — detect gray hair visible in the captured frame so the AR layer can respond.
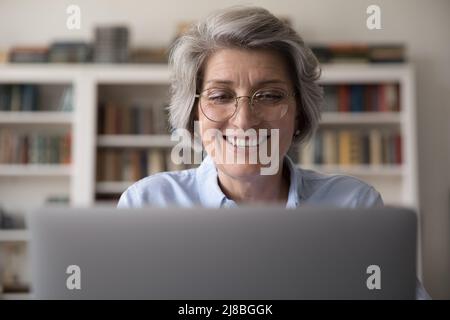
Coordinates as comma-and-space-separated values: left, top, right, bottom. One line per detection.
168, 6, 323, 144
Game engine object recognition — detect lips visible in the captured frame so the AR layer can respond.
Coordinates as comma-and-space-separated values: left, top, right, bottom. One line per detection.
223, 135, 270, 148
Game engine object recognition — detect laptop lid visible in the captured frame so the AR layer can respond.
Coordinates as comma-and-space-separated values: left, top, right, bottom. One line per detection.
29, 206, 417, 299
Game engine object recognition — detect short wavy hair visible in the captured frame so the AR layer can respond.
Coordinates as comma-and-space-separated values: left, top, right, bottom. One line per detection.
168, 6, 323, 144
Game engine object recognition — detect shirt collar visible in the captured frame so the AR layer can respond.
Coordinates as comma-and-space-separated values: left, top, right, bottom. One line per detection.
195, 155, 228, 208
284, 154, 301, 208
196, 154, 301, 208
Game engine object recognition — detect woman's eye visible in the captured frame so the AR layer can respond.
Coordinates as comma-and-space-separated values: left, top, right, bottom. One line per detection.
255, 91, 285, 102
207, 92, 234, 103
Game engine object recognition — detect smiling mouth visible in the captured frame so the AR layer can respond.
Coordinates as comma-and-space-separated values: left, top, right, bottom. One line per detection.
222, 135, 270, 148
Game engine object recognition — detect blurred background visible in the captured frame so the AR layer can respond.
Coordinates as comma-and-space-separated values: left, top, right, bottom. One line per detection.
0, 0, 449, 299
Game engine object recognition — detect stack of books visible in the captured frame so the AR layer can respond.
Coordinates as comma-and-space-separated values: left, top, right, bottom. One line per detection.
96, 148, 195, 182
322, 84, 400, 112
0, 85, 38, 111
98, 103, 170, 135
0, 51, 7, 63
93, 26, 129, 63
8, 46, 49, 63
299, 129, 402, 166
129, 47, 168, 64
0, 129, 71, 164
0, 85, 73, 112
311, 44, 405, 64
48, 41, 91, 63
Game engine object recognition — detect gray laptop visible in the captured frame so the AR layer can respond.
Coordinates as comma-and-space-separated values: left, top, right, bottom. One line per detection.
28, 206, 417, 299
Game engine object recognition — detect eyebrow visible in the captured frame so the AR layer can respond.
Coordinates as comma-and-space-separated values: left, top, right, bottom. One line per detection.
205, 79, 288, 86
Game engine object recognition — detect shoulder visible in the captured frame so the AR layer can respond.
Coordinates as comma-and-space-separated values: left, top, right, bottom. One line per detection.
117, 168, 198, 208
297, 167, 384, 208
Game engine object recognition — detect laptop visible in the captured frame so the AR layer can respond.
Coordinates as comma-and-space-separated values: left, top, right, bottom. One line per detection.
28, 206, 417, 299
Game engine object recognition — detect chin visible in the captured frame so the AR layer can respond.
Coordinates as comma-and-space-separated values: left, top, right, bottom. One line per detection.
216, 162, 266, 179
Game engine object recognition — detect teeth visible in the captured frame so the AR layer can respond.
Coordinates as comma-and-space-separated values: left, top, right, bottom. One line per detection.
225, 135, 269, 148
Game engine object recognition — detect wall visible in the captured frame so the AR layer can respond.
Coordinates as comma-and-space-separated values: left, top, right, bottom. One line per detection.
0, 0, 449, 298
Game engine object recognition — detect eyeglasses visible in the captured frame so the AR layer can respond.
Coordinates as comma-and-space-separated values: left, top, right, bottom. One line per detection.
195, 88, 295, 122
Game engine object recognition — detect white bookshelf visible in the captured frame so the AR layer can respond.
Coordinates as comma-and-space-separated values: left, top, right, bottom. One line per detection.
0, 230, 29, 242
320, 111, 402, 125
0, 111, 73, 124
96, 181, 134, 194
0, 63, 421, 295
0, 64, 419, 208
0, 164, 72, 176
300, 164, 404, 177
97, 134, 176, 148
318, 63, 418, 209
1, 292, 31, 300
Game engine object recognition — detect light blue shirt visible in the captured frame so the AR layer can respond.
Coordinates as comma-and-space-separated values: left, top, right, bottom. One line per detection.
117, 154, 430, 299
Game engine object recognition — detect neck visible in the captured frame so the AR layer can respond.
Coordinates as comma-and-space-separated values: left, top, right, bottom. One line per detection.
216, 160, 290, 205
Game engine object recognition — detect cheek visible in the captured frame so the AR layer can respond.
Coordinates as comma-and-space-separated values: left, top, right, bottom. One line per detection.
278, 108, 296, 141
198, 112, 222, 151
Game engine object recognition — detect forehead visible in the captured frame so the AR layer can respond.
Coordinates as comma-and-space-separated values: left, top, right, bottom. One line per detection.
202, 48, 292, 84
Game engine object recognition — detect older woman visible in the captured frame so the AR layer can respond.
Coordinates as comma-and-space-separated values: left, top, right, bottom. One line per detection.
117, 6, 429, 299
118, 6, 383, 208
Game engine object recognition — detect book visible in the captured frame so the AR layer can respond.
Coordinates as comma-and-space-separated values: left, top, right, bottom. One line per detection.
0, 85, 12, 110
313, 132, 323, 164
395, 134, 402, 164
49, 42, 91, 63
310, 43, 405, 64
93, 26, 129, 63
9, 46, 49, 63
59, 87, 74, 112
10, 85, 22, 111
338, 130, 352, 165
338, 85, 350, 112
350, 85, 364, 112
323, 86, 338, 112
0, 51, 7, 63
99, 103, 162, 135
348, 131, 363, 164
147, 149, 165, 175
322, 83, 400, 113
322, 130, 337, 165
299, 140, 315, 166
21, 85, 39, 111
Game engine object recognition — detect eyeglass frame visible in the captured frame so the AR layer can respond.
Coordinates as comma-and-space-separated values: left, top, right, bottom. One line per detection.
194, 88, 296, 123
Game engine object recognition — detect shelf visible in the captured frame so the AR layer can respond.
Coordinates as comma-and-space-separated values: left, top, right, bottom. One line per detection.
0, 111, 73, 124
320, 112, 402, 125
0, 63, 171, 84
0, 230, 29, 242
96, 181, 133, 194
299, 164, 404, 176
0, 164, 72, 176
319, 63, 412, 83
97, 134, 176, 148
1, 292, 31, 300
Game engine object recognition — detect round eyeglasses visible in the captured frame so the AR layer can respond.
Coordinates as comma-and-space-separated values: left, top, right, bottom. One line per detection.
195, 88, 295, 122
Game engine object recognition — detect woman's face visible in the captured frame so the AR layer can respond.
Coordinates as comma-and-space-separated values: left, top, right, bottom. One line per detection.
197, 48, 297, 179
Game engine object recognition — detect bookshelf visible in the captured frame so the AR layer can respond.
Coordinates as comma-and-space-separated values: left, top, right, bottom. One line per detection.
315, 64, 418, 208
320, 111, 402, 124
0, 63, 419, 298
0, 111, 73, 124
0, 66, 77, 298
97, 134, 176, 148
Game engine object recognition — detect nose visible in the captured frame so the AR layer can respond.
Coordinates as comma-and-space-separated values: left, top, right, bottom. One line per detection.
229, 96, 262, 129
